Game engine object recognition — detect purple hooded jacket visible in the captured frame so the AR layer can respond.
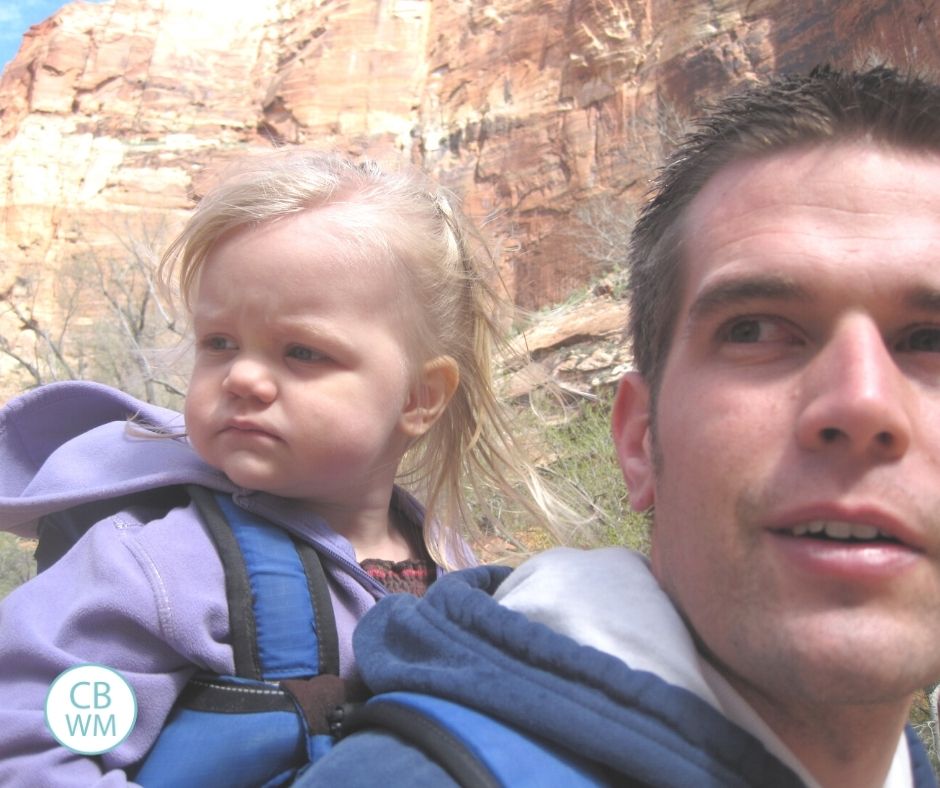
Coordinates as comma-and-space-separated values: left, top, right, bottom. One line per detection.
0, 380, 435, 787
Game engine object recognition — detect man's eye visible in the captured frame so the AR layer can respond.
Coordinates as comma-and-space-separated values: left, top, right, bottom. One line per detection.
899, 326, 940, 353
287, 346, 323, 362
725, 319, 763, 343
721, 317, 792, 344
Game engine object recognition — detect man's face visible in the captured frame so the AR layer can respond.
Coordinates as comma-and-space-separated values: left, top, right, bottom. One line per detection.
615, 143, 940, 717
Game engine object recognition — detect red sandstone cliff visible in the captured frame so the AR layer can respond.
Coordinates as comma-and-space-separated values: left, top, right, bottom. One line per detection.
1, 0, 938, 395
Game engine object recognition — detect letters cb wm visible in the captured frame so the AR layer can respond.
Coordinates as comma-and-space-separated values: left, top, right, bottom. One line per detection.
45, 664, 138, 754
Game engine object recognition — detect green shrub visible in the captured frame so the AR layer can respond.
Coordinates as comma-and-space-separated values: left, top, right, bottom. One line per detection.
514, 387, 650, 555
0, 534, 36, 601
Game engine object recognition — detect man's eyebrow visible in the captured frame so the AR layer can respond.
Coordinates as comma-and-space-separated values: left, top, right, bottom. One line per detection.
905, 287, 940, 313
688, 274, 809, 323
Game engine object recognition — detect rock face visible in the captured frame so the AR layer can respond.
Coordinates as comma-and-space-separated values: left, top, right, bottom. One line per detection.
1, 0, 938, 396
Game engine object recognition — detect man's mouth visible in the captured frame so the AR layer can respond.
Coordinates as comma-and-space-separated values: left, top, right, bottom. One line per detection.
786, 520, 901, 544
768, 509, 922, 578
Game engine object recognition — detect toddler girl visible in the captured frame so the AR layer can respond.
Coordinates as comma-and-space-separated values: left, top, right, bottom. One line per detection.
0, 151, 576, 786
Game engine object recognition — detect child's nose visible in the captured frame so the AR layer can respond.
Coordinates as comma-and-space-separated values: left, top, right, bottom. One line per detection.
222, 357, 277, 404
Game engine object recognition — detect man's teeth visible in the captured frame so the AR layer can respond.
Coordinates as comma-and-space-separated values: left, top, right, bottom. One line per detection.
791, 521, 883, 541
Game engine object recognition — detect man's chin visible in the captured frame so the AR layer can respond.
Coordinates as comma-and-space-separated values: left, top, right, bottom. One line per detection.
719, 617, 939, 710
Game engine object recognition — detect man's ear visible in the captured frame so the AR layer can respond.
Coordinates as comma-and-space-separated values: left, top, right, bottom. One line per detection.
399, 356, 460, 438
611, 371, 656, 512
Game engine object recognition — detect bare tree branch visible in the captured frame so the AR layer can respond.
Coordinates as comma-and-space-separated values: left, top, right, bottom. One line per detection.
1, 216, 187, 406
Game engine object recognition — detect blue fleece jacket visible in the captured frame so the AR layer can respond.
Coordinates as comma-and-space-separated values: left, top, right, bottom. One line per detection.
302, 548, 937, 787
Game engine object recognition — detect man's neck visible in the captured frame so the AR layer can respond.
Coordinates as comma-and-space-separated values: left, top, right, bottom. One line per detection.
721, 669, 913, 788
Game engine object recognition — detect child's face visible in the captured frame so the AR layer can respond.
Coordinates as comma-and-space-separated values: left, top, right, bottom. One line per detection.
184, 207, 421, 518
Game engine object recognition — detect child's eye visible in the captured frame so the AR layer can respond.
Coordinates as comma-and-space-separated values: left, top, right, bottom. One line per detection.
202, 336, 236, 351
286, 345, 325, 363
896, 326, 940, 353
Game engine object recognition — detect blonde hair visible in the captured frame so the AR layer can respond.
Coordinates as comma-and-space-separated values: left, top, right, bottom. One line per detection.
160, 148, 585, 568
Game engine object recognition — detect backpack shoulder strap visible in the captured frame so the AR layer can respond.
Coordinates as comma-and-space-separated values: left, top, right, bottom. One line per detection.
186, 485, 339, 681
343, 691, 615, 788
125, 487, 355, 785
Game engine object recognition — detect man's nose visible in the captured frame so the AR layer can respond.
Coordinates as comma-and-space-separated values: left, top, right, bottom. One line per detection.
795, 316, 912, 461
222, 356, 277, 404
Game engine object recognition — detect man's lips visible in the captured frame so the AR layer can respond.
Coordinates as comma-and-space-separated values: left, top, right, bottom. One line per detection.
764, 504, 925, 582
789, 520, 886, 541
765, 503, 922, 550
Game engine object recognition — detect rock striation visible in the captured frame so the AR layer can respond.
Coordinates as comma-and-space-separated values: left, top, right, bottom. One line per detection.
1, 0, 938, 397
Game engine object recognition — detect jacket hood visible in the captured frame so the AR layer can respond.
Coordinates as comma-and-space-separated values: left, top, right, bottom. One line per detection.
0, 381, 232, 536
353, 560, 806, 787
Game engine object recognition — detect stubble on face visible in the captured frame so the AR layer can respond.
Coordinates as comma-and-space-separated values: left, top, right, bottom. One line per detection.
645, 144, 940, 729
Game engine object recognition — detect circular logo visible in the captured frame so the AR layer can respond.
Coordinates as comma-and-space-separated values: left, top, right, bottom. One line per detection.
45, 664, 138, 754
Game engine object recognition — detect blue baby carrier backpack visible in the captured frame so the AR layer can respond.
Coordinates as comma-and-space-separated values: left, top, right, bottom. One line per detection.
37, 484, 359, 787
339, 690, 618, 787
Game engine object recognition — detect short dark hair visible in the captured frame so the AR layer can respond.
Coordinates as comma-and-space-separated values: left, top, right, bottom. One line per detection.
628, 64, 940, 399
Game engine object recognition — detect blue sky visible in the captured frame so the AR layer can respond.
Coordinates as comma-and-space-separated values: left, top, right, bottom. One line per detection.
0, 1, 106, 73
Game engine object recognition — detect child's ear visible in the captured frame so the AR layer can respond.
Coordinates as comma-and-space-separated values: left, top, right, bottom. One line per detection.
611, 372, 656, 512
399, 356, 460, 438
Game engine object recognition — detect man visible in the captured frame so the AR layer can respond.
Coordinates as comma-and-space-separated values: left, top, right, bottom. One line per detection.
298, 65, 940, 787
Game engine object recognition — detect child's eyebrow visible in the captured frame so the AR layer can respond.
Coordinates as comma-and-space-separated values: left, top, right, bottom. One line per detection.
688, 274, 809, 324
285, 316, 343, 338
279, 316, 357, 353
